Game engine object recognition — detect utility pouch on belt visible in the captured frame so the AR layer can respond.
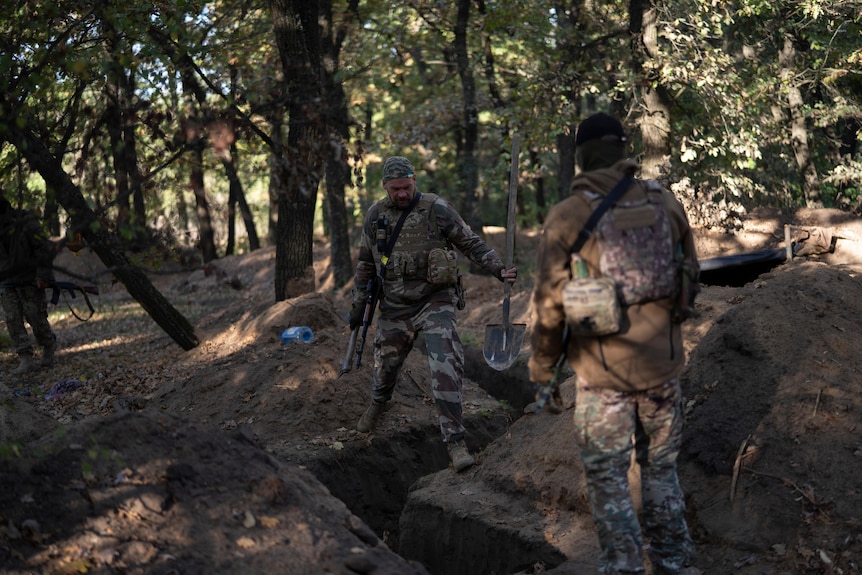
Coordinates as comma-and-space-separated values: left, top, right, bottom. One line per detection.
427, 247, 459, 285
562, 255, 621, 336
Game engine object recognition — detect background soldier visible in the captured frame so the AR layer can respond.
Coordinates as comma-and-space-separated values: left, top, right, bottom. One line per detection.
0, 193, 58, 374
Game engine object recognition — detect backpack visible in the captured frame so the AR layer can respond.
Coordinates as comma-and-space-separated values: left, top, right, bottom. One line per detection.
562, 177, 678, 337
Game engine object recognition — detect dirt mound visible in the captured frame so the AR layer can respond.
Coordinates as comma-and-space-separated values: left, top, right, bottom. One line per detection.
2, 208, 862, 575
0, 411, 429, 575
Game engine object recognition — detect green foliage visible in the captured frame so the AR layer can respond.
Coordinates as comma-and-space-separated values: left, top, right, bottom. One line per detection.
0, 0, 859, 257
0, 440, 22, 460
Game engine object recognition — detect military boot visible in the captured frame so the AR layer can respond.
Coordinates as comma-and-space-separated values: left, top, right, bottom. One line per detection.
356, 401, 388, 433
11, 355, 34, 375
447, 440, 475, 472
41, 341, 57, 368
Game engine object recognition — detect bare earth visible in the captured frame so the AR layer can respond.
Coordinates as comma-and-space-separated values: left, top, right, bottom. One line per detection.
1, 206, 862, 575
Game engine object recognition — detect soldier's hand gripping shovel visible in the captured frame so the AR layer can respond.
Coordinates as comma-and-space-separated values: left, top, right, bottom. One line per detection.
483, 134, 526, 371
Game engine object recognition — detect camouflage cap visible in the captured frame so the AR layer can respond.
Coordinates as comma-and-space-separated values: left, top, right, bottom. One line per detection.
382, 156, 415, 181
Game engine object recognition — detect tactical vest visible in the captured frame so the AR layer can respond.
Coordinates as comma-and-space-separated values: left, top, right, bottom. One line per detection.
372, 193, 451, 282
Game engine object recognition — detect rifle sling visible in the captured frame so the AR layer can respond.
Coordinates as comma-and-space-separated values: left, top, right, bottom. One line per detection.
49, 282, 96, 321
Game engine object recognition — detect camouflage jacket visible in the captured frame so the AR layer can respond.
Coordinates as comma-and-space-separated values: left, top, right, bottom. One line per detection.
0, 208, 56, 287
354, 191, 505, 320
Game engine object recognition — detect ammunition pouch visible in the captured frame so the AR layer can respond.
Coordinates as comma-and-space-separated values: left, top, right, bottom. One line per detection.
427, 248, 459, 285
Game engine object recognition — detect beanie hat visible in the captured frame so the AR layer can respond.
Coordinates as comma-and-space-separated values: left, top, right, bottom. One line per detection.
382, 156, 415, 181
575, 113, 626, 147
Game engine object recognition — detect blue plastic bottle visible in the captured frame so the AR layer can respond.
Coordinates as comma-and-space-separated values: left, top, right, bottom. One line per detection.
280, 326, 314, 343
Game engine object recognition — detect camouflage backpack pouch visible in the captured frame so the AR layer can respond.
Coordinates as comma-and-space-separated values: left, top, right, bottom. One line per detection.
593, 183, 677, 306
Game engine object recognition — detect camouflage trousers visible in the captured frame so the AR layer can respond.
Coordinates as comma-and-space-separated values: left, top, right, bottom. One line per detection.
573, 377, 693, 575
372, 300, 465, 443
1, 285, 55, 356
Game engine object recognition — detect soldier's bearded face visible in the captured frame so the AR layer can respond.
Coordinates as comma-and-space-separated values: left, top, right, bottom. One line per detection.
384, 177, 416, 209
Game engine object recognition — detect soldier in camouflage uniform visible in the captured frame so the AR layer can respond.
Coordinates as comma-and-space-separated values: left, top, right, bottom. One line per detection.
349, 156, 517, 472
528, 114, 701, 575
0, 193, 58, 374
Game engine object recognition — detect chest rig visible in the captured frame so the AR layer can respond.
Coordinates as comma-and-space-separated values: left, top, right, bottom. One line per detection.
372, 192, 450, 282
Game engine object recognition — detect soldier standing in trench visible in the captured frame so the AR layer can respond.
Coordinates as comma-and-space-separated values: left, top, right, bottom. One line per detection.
528, 113, 701, 575
349, 156, 518, 472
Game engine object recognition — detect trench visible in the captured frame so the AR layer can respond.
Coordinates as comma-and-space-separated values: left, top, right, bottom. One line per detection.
699, 248, 787, 287
296, 345, 535, 575
297, 252, 786, 574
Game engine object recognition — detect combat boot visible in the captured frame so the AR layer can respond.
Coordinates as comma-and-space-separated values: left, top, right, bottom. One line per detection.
11, 355, 34, 375
41, 341, 57, 368
447, 440, 475, 472
356, 401, 388, 433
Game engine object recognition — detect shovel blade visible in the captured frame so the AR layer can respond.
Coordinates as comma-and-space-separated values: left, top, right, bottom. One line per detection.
482, 323, 527, 371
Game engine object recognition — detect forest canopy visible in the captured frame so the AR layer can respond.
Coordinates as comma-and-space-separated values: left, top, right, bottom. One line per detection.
1, 0, 860, 298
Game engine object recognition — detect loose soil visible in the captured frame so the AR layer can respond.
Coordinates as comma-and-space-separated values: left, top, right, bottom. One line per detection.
1, 207, 862, 575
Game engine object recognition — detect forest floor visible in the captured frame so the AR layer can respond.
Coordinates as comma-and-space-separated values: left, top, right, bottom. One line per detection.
1, 206, 862, 575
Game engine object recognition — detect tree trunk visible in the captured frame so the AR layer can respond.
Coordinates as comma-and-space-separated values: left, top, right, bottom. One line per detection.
188, 135, 218, 263
321, 0, 356, 288
7, 124, 199, 350
780, 34, 821, 207
454, 0, 482, 233
105, 25, 146, 238
556, 129, 575, 201
270, 0, 325, 301
630, 0, 671, 180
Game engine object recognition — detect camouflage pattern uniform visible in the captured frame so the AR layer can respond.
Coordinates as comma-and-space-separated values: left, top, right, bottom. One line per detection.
529, 114, 700, 574
574, 377, 693, 574
0, 203, 57, 358
354, 184, 505, 443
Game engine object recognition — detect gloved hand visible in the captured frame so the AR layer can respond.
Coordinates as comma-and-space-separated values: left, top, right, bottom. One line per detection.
349, 303, 365, 330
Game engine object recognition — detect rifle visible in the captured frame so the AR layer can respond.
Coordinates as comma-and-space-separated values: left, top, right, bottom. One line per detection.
47, 281, 99, 320
353, 276, 381, 369
337, 276, 381, 377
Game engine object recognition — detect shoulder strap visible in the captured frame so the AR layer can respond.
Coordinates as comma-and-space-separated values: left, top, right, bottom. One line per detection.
570, 176, 634, 254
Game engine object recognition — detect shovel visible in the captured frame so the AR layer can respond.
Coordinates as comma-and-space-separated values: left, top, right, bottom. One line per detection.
483, 134, 527, 371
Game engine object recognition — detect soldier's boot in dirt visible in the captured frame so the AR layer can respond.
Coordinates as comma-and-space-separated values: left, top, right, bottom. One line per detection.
11, 355, 35, 375
356, 401, 388, 433
447, 440, 475, 473
41, 341, 57, 368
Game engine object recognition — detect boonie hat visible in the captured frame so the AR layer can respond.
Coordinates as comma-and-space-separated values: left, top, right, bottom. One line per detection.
382, 156, 415, 181
575, 113, 627, 146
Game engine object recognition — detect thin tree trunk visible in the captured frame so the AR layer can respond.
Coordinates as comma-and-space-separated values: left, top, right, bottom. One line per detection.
454, 0, 488, 276
780, 34, 821, 207
321, 0, 356, 288
630, 0, 671, 180
188, 133, 218, 263
557, 130, 575, 200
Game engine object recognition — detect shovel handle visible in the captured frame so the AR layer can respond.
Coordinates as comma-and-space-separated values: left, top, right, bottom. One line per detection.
505, 134, 520, 270
502, 285, 512, 329
501, 135, 519, 330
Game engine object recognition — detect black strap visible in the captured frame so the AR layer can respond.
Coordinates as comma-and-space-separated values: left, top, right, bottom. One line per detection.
570, 176, 634, 254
